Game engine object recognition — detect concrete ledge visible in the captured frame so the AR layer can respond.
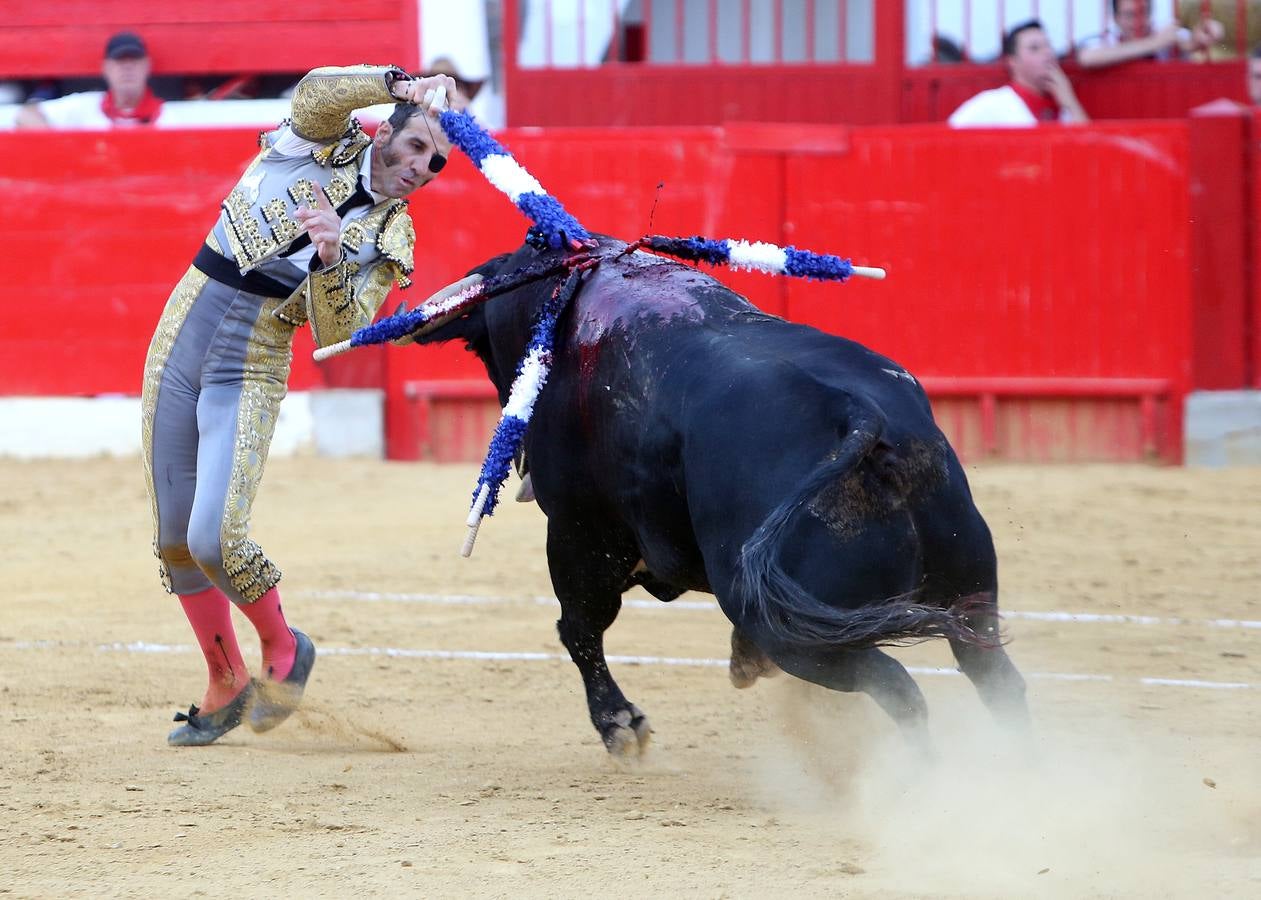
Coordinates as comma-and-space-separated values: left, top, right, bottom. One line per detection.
310, 389, 384, 458
1185, 390, 1261, 466
0, 390, 381, 459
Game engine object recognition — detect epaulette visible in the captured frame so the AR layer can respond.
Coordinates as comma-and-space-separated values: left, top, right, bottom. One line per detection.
311, 119, 372, 168
376, 201, 415, 288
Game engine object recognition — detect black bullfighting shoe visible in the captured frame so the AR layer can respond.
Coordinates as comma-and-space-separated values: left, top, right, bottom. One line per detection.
167, 682, 254, 747
248, 629, 316, 733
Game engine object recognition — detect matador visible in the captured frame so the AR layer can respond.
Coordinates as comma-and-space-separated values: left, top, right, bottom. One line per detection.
141, 65, 462, 746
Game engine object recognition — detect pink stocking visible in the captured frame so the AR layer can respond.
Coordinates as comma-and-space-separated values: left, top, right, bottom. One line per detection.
178, 586, 249, 712
238, 587, 298, 681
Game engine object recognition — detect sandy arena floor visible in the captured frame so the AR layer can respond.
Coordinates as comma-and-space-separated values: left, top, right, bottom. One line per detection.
2, 456, 1260, 898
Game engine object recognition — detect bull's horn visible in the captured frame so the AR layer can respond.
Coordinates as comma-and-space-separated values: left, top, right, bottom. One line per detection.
393, 273, 485, 345
406, 269, 484, 340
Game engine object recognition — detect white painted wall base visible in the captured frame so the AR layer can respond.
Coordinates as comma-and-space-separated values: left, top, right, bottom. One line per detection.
0, 390, 383, 459
1185, 390, 1261, 467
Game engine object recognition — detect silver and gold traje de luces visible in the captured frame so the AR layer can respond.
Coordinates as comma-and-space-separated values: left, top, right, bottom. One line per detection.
208, 65, 416, 347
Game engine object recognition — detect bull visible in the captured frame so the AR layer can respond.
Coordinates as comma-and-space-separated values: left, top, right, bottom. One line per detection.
417, 235, 1030, 759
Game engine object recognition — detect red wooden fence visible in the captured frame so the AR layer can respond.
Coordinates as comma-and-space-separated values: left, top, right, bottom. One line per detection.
1250, 107, 1261, 389
1, 117, 1239, 462
0, 2, 1250, 126
0, 1, 418, 79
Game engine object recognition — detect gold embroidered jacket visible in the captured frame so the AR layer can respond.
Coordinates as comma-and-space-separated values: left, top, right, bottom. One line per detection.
208, 65, 416, 348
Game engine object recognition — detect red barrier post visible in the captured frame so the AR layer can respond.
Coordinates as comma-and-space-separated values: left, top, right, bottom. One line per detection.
1188, 103, 1251, 388
1251, 108, 1261, 387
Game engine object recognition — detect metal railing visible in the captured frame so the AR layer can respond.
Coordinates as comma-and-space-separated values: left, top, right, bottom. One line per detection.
508, 0, 1257, 69
514, 0, 876, 67
909, 0, 1258, 64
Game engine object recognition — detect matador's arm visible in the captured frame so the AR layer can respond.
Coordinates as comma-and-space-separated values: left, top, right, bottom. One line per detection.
289, 65, 409, 142
304, 206, 416, 348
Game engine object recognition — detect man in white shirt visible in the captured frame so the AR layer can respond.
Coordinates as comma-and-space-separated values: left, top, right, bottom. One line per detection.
949, 20, 1090, 128
1076, 0, 1224, 69
1250, 45, 1261, 106
16, 31, 163, 129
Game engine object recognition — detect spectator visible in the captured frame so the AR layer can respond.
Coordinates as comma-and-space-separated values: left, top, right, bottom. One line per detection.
949, 20, 1089, 128
424, 55, 504, 130
932, 34, 968, 64
1076, 0, 1224, 69
1250, 45, 1261, 105
15, 31, 163, 129
426, 56, 485, 105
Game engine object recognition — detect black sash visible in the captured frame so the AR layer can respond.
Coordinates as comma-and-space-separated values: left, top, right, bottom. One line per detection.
192, 245, 296, 299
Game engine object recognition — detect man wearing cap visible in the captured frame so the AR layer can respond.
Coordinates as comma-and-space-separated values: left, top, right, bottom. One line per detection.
16, 31, 164, 129
141, 65, 463, 747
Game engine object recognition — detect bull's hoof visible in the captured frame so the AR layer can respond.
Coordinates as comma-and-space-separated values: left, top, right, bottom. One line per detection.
729, 630, 781, 689
729, 662, 759, 689
601, 705, 652, 761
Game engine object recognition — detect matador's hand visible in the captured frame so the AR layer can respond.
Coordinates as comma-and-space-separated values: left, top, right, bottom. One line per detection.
390, 74, 461, 115
295, 183, 342, 269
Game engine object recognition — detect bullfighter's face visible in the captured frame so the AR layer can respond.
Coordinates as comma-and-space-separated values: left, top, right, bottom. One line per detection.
370, 114, 452, 199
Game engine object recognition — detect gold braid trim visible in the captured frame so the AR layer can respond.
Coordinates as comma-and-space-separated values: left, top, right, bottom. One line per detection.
289, 65, 404, 143
312, 119, 374, 168
220, 297, 294, 604
305, 260, 358, 348
272, 285, 308, 327
301, 200, 414, 344
141, 265, 211, 594
376, 202, 415, 283
221, 149, 276, 267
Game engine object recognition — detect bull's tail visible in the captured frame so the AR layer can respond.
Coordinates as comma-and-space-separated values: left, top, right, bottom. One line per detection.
735, 417, 985, 650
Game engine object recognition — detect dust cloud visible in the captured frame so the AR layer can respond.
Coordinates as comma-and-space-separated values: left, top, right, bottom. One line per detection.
748, 677, 1260, 898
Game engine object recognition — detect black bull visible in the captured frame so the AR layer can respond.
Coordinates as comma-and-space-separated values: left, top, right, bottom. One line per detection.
419, 237, 1030, 758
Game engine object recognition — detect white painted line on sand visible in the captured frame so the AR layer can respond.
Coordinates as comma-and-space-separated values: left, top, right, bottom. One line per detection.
295, 589, 1261, 631
1139, 677, 1254, 690
1006, 610, 1261, 630
2, 639, 1253, 690
299, 589, 718, 611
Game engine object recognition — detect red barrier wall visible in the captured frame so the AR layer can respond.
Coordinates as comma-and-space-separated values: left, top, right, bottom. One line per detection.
0, 120, 1228, 463
1189, 105, 1252, 388
0, 2, 1244, 127
786, 122, 1193, 462
1251, 108, 1261, 389
782, 123, 1192, 384
0, 2, 418, 78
